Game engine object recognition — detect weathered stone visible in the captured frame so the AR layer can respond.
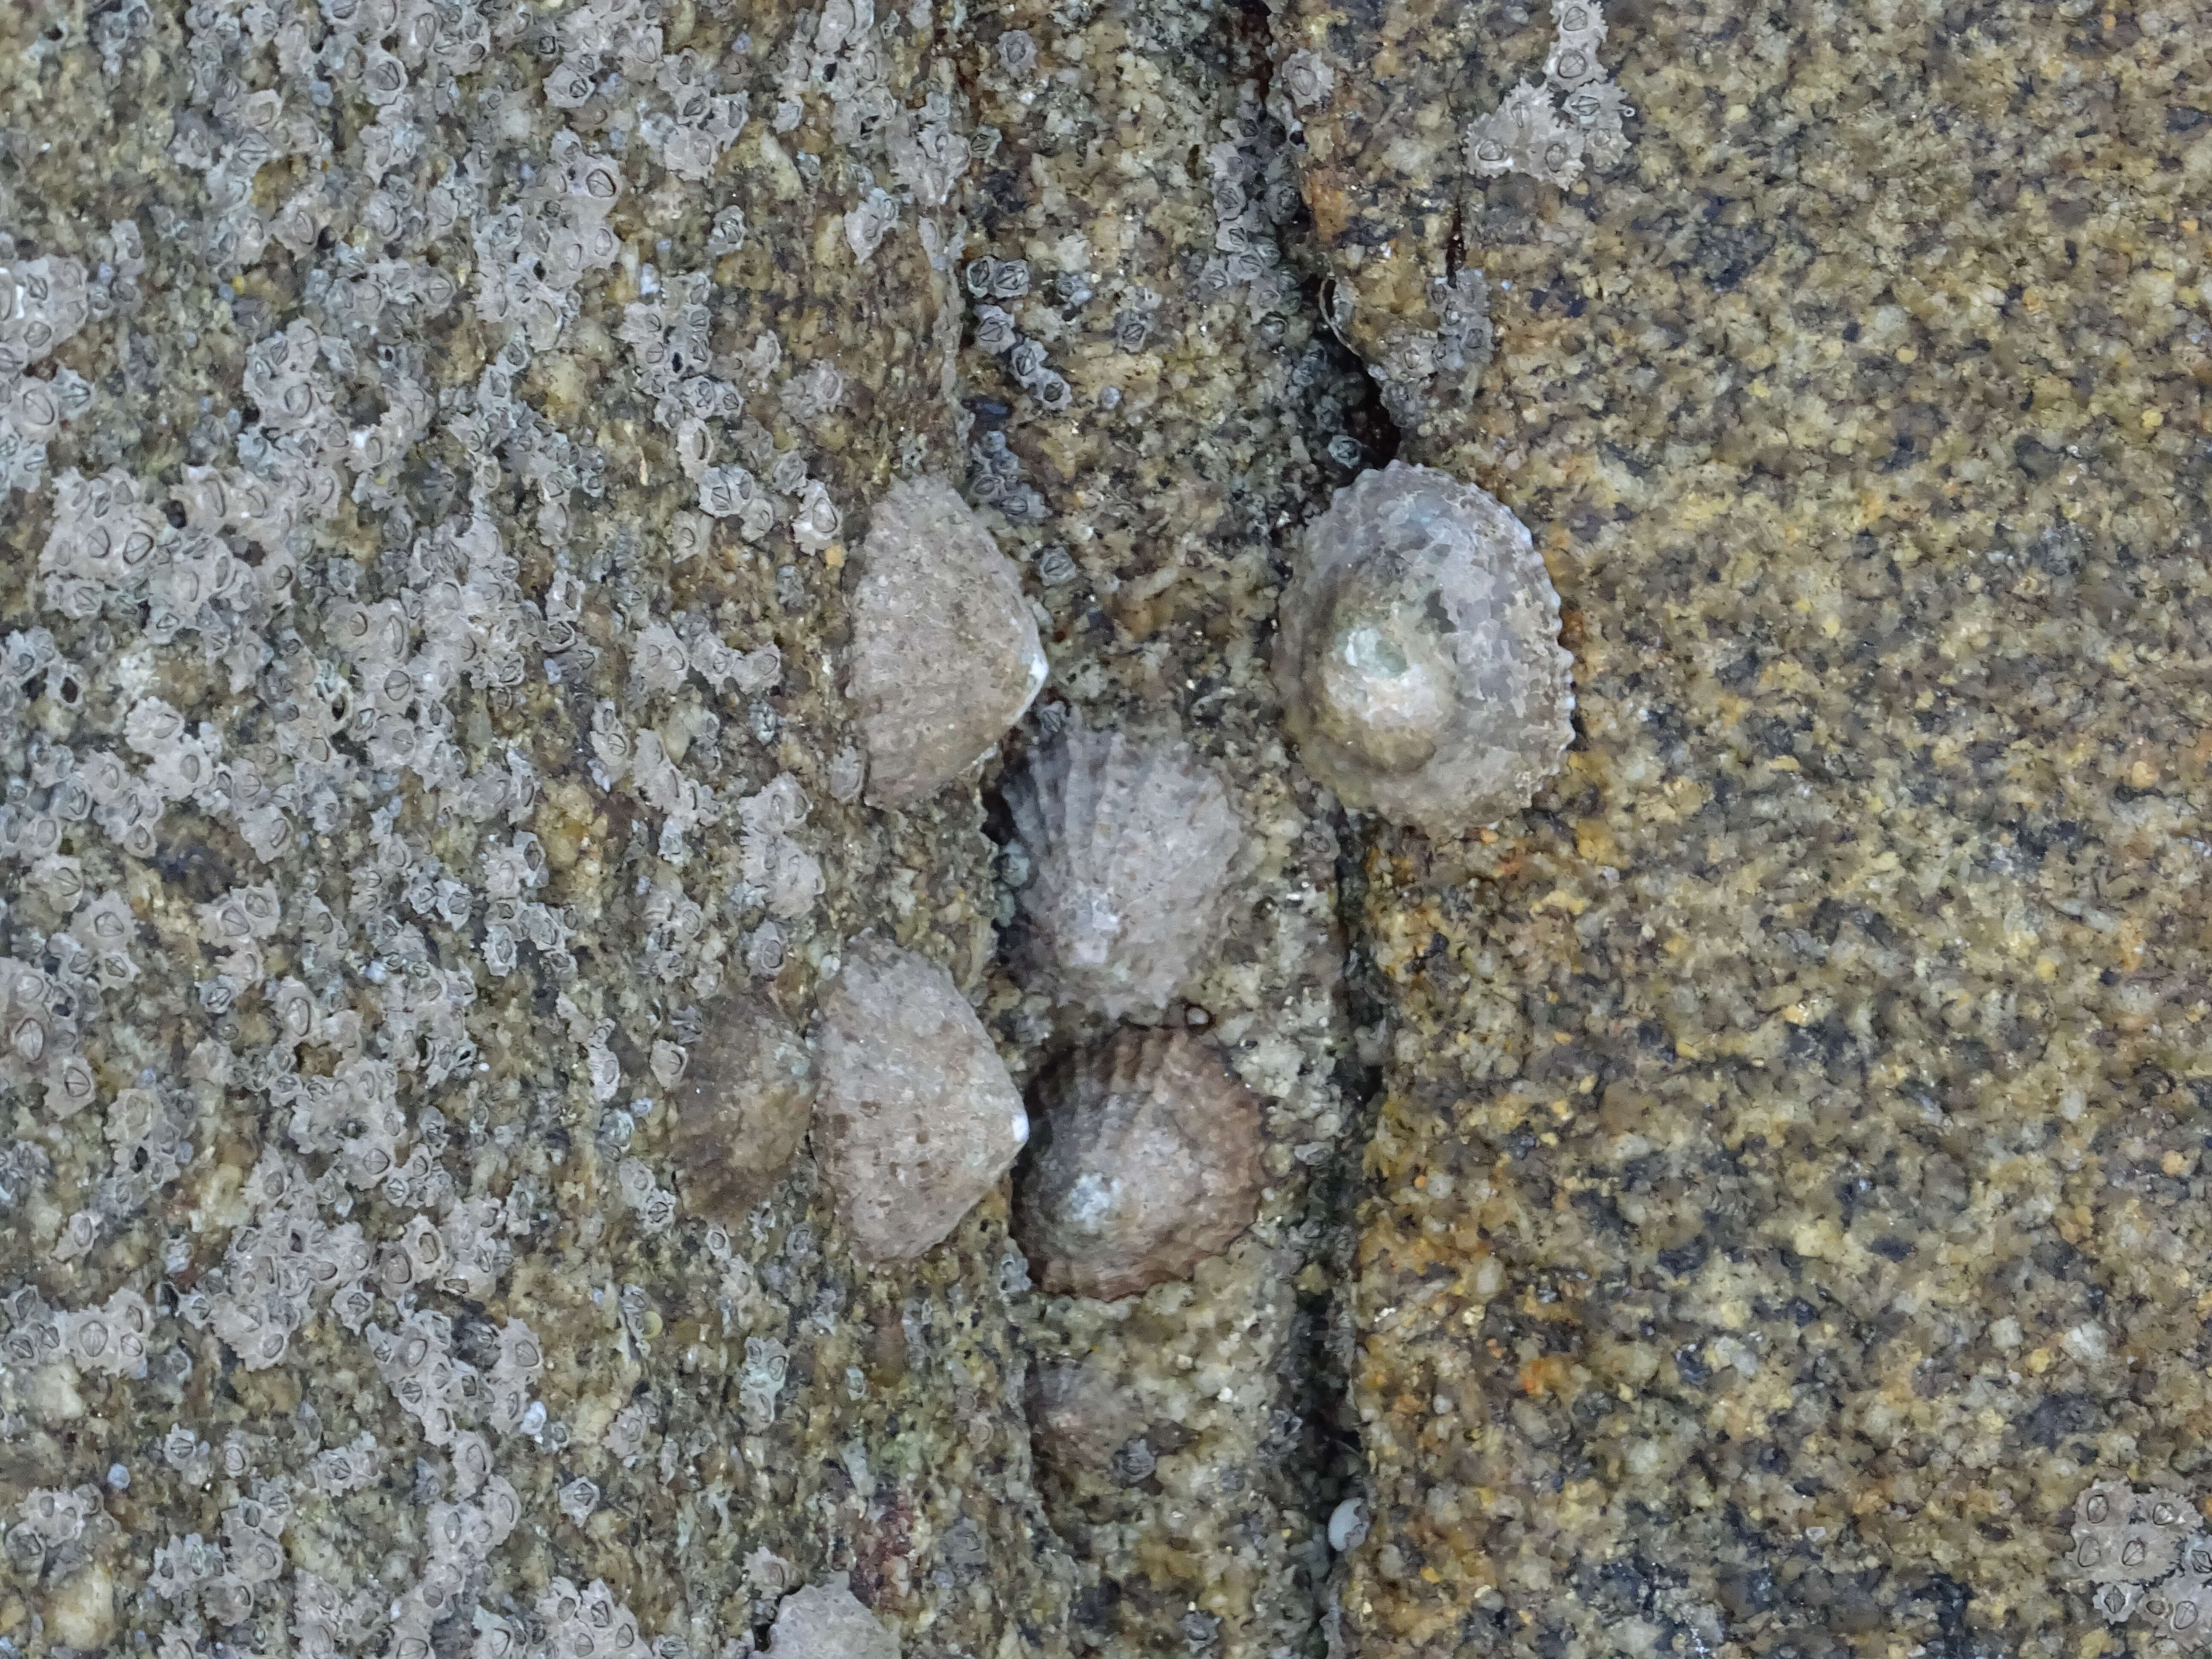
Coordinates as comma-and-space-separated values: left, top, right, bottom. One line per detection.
848, 475, 1048, 806
767, 1582, 899, 1659
1004, 717, 1242, 1019
812, 934, 1029, 1261
1014, 1028, 1264, 1301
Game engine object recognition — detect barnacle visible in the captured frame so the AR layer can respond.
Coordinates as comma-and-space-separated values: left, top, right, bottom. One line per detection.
1014, 1028, 1265, 1300
1003, 713, 1242, 1019
1274, 461, 1574, 834
847, 474, 1046, 806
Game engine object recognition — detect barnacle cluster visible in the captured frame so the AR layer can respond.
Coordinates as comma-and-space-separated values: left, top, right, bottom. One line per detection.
1463, 0, 1633, 186
0, 245, 104, 494
1275, 461, 1575, 834
2070, 1479, 2212, 1633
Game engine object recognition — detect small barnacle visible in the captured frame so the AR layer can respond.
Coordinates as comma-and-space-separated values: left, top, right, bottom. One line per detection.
1037, 545, 1079, 587
1014, 1028, 1263, 1300
558, 1478, 599, 1525
1003, 713, 1242, 1019
1007, 338, 1046, 386
1273, 461, 1575, 834
843, 189, 898, 264
973, 306, 1017, 355
761, 450, 805, 499
790, 480, 842, 554
1032, 371, 1073, 413
697, 465, 758, 518
996, 27, 1037, 78
46, 1052, 97, 1119
847, 474, 1046, 805
1276, 49, 1335, 111
672, 419, 714, 480
812, 934, 1029, 1262
825, 746, 865, 804
667, 510, 713, 564
706, 207, 748, 255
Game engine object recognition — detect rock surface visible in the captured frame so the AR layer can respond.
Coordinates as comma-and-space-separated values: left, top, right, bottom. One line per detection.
766, 1582, 899, 1659
1308, 3, 2212, 1656
1014, 1027, 1264, 1301
0, 0, 2196, 1650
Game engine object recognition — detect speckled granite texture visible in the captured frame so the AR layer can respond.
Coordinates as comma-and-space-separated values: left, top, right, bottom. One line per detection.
1, 0, 2205, 1653
0, 0, 1366, 1649
1320, 3, 2212, 1655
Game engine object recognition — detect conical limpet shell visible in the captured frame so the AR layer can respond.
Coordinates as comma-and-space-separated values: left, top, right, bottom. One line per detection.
1003, 715, 1241, 1020
1274, 460, 1573, 834
1013, 1027, 1264, 1301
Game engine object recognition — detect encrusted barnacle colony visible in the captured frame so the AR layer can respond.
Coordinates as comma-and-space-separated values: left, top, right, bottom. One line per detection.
812, 934, 1030, 1262
1013, 1027, 1264, 1301
1004, 715, 1242, 1019
1274, 460, 1573, 835
1463, 0, 1632, 187
2070, 1478, 2212, 1632
664, 993, 817, 1220
847, 474, 1047, 806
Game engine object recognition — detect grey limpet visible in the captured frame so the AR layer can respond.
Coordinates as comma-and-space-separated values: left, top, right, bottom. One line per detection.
1274, 460, 1573, 834
847, 474, 1047, 806
1003, 714, 1241, 1020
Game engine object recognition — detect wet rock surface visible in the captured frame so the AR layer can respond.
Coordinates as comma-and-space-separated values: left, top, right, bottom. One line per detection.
0, 0, 2201, 1653
1313, 3, 2212, 1656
